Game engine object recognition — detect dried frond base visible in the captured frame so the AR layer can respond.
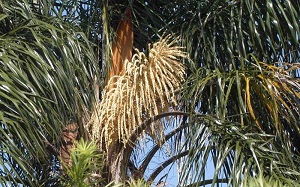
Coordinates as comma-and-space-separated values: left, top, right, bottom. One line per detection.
88, 36, 186, 149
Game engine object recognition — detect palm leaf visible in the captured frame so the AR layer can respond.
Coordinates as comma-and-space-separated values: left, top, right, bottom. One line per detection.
175, 0, 300, 185
0, 0, 98, 186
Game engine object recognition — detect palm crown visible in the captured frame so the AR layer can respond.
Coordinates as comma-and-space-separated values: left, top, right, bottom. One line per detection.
1, 0, 300, 186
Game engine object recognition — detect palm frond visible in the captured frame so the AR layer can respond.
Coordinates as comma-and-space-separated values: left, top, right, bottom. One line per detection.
178, 118, 300, 186
0, 0, 98, 186
177, 61, 300, 185
243, 171, 291, 187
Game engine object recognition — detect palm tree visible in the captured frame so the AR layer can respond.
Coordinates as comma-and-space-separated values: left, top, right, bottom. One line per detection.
1, 0, 300, 186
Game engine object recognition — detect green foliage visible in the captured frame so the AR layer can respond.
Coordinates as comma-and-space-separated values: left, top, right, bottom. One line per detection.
1, 0, 300, 186
243, 172, 290, 187
172, 1, 300, 186
87, 0, 300, 185
61, 139, 103, 187
127, 179, 151, 187
0, 0, 98, 186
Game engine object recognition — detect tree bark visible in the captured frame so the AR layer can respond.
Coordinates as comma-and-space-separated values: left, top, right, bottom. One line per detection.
60, 123, 78, 168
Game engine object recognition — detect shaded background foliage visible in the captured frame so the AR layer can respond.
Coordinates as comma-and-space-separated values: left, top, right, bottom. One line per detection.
0, 0, 98, 186
1, 0, 300, 186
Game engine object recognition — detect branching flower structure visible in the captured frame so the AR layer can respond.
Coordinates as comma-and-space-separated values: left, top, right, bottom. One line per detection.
89, 36, 186, 149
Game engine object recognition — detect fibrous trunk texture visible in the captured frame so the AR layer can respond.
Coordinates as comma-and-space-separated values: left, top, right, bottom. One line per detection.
60, 123, 78, 168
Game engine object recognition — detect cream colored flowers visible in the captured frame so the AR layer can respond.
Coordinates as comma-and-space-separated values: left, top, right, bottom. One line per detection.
88, 36, 186, 149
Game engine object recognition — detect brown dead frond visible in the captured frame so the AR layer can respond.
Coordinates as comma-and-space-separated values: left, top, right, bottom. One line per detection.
88, 36, 186, 149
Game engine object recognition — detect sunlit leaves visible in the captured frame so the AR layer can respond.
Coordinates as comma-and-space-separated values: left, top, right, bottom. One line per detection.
0, 0, 98, 186
61, 139, 104, 187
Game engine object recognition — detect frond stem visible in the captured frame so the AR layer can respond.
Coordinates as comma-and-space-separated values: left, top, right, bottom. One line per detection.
181, 178, 229, 187
147, 150, 189, 183
133, 117, 188, 178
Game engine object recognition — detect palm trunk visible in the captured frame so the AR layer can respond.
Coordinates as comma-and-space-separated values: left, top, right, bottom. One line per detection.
103, 6, 133, 183
60, 123, 78, 168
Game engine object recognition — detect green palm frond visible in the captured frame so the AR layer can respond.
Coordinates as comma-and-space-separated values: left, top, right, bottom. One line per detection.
172, 1, 300, 185
243, 172, 289, 187
0, 0, 98, 186
178, 118, 300, 186
177, 1, 300, 71
177, 61, 300, 185
2, 0, 300, 186
183, 61, 300, 141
